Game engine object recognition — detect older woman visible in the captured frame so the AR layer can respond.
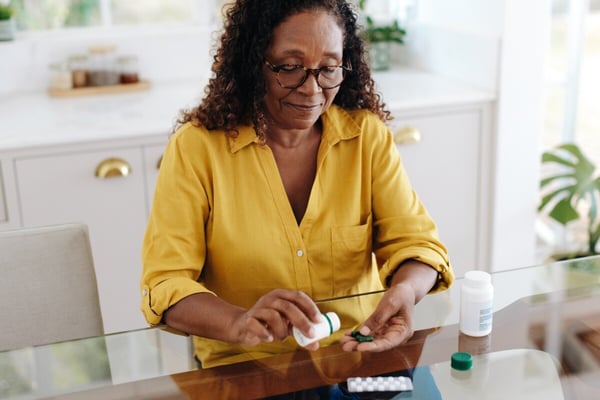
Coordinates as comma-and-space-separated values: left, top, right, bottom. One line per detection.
141, 0, 453, 368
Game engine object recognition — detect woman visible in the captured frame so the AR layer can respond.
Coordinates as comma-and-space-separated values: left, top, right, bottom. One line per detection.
141, 0, 454, 368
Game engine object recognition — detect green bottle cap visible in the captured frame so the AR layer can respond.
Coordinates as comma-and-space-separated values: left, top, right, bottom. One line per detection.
451, 352, 473, 371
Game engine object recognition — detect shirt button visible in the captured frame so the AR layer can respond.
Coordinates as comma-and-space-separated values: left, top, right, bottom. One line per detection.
296, 250, 304, 257
142, 289, 148, 296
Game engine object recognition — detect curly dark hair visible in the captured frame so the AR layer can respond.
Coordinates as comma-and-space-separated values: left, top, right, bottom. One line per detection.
176, 0, 391, 142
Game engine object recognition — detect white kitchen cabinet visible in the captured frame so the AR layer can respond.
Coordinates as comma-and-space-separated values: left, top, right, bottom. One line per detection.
5, 141, 166, 334
0, 166, 6, 223
389, 102, 494, 277
143, 144, 166, 216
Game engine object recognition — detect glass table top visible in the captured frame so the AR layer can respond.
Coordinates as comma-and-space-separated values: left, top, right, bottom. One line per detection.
1, 255, 600, 399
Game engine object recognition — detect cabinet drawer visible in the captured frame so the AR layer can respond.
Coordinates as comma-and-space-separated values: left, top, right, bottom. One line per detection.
15, 148, 149, 333
390, 108, 485, 276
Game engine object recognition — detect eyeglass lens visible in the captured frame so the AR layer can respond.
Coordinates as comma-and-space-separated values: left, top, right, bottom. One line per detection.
278, 66, 345, 89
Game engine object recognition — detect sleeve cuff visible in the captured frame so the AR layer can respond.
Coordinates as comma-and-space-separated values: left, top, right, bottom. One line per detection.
379, 250, 454, 293
140, 277, 215, 326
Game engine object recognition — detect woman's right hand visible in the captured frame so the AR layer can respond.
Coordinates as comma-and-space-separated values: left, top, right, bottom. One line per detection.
232, 289, 322, 348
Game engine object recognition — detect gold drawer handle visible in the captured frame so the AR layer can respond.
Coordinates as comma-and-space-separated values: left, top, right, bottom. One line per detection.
393, 126, 422, 145
95, 158, 132, 179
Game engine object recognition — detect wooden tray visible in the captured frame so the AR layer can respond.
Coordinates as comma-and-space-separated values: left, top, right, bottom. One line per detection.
48, 80, 151, 97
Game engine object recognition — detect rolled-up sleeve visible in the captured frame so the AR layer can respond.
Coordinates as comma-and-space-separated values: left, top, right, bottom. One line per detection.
140, 126, 215, 325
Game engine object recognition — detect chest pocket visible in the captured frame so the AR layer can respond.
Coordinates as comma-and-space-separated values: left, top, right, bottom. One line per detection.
331, 215, 373, 287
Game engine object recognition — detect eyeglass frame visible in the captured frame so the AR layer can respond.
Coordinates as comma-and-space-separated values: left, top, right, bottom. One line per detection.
264, 59, 352, 90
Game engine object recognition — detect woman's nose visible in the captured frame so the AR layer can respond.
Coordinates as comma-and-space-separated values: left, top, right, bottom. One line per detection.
297, 70, 322, 94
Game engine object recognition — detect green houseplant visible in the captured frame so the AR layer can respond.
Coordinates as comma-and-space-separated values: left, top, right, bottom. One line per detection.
0, 3, 13, 20
362, 16, 406, 45
0, 1, 15, 41
357, 0, 406, 70
538, 143, 600, 258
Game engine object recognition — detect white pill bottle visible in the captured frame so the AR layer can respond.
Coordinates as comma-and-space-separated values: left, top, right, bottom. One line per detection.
293, 312, 341, 347
459, 270, 494, 337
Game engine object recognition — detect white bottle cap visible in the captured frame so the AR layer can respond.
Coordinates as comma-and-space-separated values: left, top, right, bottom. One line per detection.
464, 270, 491, 288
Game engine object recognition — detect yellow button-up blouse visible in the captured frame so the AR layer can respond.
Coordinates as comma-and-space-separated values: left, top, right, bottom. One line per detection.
141, 105, 453, 367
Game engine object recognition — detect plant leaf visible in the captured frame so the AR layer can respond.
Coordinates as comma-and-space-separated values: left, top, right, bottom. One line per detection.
539, 143, 597, 214
548, 197, 580, 225
540, 173, 574, 189
538, 184, 577, 211
556, 143, 595, 176
541, 152, 576, 168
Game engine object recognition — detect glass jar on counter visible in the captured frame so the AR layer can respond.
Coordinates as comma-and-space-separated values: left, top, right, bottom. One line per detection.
48, 61, 73, 90
68, 54, 89, 88
88, 45, 119, 86
117, 55, 140, 84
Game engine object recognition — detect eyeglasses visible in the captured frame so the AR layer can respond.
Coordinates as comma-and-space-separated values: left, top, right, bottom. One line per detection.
264, 59, 352, 90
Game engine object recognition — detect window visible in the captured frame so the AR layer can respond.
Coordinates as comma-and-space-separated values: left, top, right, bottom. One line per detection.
537, 0, 600, 261
543, 0, 600, 164
11, 0, 221, 30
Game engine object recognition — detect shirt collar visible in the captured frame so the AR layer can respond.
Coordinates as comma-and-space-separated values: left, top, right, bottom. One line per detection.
226, 104, 362, 153
321, 104, 362, 146
228, 125, 261, 153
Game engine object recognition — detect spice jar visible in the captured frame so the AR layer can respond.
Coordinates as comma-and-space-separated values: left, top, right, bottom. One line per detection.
48, 61, 73, 90
117, 55, 140, 84
68, 54, 89, 88
88, 45, 119, 86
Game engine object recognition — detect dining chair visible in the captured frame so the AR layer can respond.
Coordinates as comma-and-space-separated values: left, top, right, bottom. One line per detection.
0, 223, 104, 351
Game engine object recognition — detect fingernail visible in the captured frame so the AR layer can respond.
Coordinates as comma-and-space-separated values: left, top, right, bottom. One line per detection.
307, 327, 316, 338
359, 326, 371, 336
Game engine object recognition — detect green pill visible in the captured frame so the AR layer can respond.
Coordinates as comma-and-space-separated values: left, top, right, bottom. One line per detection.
351, 330, 374, 342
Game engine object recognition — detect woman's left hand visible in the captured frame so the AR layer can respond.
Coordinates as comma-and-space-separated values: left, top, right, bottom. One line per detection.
339, 282, 416, 352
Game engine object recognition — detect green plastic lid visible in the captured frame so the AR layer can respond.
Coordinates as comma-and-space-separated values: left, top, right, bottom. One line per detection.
451, 352, 473, 371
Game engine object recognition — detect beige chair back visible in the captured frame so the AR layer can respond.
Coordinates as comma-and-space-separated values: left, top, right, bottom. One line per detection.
0, 223, 104, 351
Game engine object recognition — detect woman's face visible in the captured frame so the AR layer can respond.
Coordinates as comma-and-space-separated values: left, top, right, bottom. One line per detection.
263, 10, 344, 132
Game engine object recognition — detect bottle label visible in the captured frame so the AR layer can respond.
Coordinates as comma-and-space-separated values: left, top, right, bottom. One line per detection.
460, 299, 493, 335
478, 304, 493, 331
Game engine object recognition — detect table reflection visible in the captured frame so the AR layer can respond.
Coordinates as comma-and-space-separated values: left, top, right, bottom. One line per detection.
0, 328, 194, 399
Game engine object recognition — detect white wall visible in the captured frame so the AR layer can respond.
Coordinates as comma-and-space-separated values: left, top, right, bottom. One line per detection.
491, 0, 550, 270
417, 0, 506, 35
411, 0, 551, 271
392, 0, 504, 92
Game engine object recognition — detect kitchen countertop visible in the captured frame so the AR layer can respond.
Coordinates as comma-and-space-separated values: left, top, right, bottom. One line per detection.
0, 67, 495, 151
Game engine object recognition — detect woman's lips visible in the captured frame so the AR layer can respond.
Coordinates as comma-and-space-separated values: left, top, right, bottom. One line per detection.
287, 103, 320, 111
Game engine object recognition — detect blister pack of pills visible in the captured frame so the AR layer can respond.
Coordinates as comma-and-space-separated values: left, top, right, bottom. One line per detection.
346, 376, 413, 393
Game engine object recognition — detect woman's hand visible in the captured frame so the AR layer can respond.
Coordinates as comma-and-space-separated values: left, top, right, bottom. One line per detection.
340, 260, 438, 352
231, 289, 322, 349
340, 282, 416, 352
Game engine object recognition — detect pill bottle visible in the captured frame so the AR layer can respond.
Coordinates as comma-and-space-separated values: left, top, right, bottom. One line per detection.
459, 270, 494, 337
293, 312, 340, 347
